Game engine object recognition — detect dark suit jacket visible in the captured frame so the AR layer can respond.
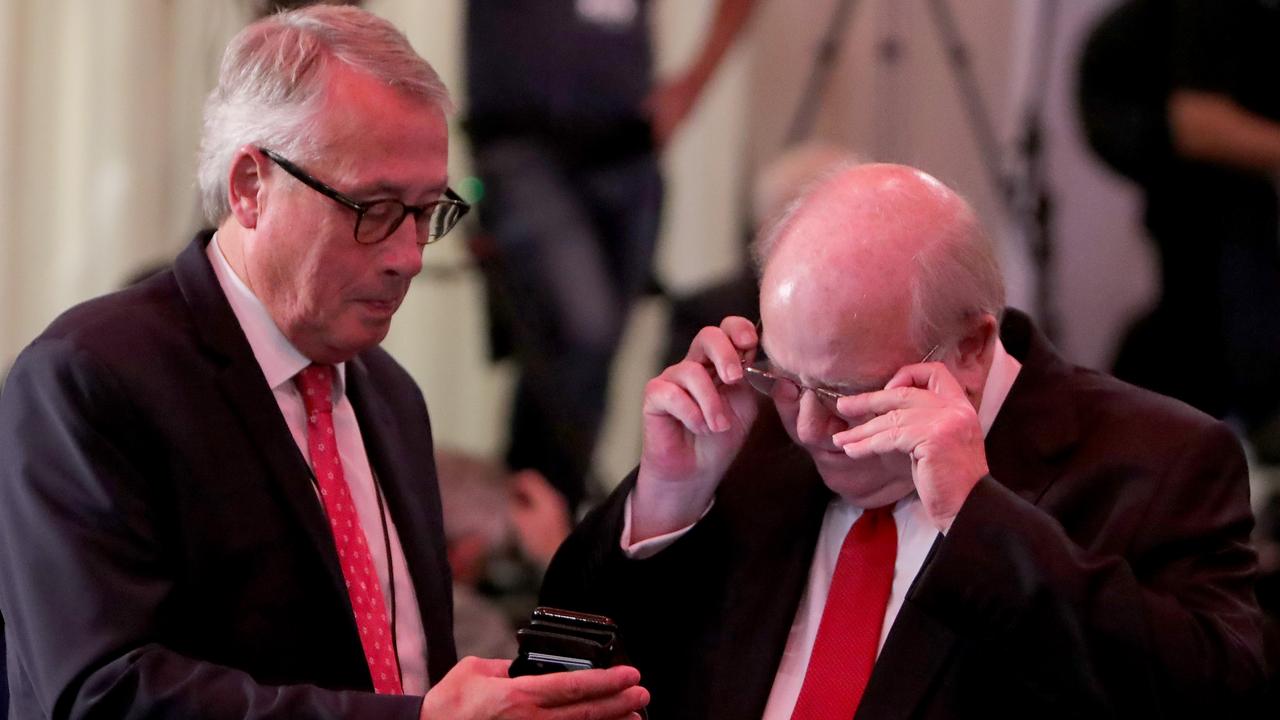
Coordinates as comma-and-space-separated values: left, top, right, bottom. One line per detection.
0, 233, 456, 719
542, 309, 1265, 719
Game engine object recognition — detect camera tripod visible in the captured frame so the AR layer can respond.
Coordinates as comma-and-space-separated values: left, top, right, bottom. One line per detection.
785, 0, 1062, 341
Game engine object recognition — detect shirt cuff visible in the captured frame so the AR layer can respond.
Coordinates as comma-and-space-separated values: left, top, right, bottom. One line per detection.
620, 491, 713, 559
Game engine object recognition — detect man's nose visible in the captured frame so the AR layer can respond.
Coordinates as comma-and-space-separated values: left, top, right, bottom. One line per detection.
793, 391, 838, 447
381, 216, 425, 278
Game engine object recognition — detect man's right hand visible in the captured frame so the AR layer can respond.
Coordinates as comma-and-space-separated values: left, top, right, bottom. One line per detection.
420, 657, 648, 720
631, 317, 760, 540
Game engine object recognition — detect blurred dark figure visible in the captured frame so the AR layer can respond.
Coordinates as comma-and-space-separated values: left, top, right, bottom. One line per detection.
1081, 0, 1280, 456
466, 0, 755, 509
1081, 2, 1280, 714
1255, 493, 1280, 715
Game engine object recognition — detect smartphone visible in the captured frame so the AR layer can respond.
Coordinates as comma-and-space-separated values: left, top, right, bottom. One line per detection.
508, 607, 621, 676
509, 608, 649, 718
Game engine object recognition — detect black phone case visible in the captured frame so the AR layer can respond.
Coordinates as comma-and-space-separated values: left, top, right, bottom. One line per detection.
508, 607, 649, 718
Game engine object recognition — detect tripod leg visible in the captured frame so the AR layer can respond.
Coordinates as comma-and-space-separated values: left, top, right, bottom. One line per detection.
784, 0, 866, 146
921, 0, 1010, 206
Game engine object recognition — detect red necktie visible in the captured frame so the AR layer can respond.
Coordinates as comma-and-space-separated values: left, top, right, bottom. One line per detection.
790, 505, 897, 720
295, 364, 403, 694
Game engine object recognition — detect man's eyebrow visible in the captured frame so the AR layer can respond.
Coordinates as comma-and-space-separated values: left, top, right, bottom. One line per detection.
346, 178, 450, 201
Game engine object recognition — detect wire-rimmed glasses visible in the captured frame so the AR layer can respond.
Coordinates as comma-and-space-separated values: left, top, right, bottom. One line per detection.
743, 342, 940, 414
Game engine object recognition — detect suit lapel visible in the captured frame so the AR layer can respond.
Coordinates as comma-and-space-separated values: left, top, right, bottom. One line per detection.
173, 233, 352, 611
854, 533, 953, 720
345, 357, 455, 684
856, 309, 1081, 719
708, 480, 830, 719
706, 411, 834, 719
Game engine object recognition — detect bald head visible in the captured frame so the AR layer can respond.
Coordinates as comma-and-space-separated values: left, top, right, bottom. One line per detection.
749, 164, 1004, 506
757, 163, 1003, 353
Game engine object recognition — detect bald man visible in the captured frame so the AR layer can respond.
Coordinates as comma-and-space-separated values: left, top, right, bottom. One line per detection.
541, 164, 1265, 719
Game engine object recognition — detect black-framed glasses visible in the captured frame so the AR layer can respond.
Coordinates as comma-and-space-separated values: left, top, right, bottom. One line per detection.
744, 339, 940, 414
258, 147, 470, 245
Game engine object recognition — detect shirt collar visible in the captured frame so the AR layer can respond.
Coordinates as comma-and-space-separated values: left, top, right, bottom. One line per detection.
977, 337, 1020, 437
206, 234, 347, 396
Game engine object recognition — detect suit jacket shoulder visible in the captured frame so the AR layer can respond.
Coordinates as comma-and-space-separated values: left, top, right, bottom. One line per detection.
542, 308, 1265, 719
0, 233, 446, 719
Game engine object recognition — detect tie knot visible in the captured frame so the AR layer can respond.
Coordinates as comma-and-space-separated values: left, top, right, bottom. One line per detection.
295, 364, 336, 415
862, 504, 894, 522
848, 504, 896, 543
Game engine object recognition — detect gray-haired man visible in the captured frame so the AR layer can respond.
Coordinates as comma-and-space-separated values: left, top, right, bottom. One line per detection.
0, 7, 646, 719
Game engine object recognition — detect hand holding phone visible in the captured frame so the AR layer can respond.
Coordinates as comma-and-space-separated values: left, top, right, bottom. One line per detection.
508, 607, 650, 718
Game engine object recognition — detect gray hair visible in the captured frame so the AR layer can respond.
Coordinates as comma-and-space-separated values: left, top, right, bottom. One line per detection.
197, 5, 453, 224
906, 208, 1005, 350
751, 166, 1005, 351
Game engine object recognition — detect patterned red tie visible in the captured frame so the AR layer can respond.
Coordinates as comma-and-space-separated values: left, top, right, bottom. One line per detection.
295, 364, 403, 694
790, 505, 897, 720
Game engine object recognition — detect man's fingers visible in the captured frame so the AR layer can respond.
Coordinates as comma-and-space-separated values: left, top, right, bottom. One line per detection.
545, 686, 650, 720
884, 361, 965, 396
684, 319, 756, 384
646, 360, 741, 434
832, 409, 920, 449
719, 316, 758, 350
517, 665, 642, 706
644, 377, 711, 434
664, 361, 735, 432
456, 655, 513, 677
836, 385, 934, 419
839, 428, 911, 461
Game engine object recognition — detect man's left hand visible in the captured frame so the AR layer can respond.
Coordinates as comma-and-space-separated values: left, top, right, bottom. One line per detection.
831, 361, 988, 533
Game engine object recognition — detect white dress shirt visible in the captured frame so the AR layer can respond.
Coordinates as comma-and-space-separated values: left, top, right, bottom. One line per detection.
208, 237, 429, 695
621, 341, 1022, 719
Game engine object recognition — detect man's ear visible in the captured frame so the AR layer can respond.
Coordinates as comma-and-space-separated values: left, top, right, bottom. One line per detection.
227, 146, 267, 229
951, 312, 999, 396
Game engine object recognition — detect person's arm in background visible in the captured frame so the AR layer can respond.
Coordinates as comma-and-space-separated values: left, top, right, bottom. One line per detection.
1166, 0, 1280, 174
646, 0, 758, 148
1169, 90, 1280, 173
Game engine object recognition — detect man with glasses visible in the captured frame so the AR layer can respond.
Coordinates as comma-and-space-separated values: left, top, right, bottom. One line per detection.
541, 163, 1265, 718
0, 7, 647, 719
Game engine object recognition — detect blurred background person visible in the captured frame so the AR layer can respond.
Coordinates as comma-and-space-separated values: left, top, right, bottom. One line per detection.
1082, 0, 1280, 456
464, 0, 757, 510
1081, 8, 1280, 701
435, 449, 573, 659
